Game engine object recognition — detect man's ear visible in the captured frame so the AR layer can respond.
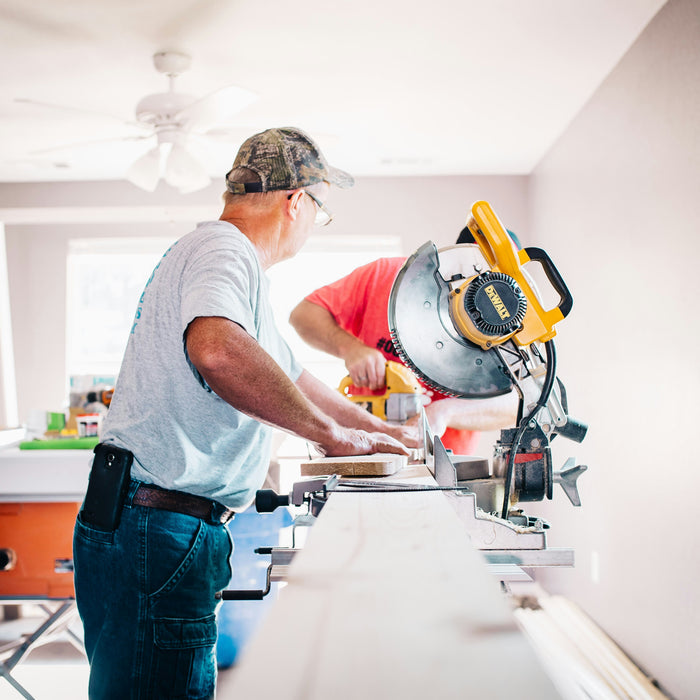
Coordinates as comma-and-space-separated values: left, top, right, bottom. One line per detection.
286, 190, 305, 221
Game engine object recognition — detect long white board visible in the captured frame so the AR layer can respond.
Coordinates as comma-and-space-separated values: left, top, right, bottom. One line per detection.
224, 466, 560, 699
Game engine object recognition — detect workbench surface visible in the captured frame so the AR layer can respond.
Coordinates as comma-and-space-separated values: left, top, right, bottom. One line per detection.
224, 465, 559, 699
0, 447, 91, 502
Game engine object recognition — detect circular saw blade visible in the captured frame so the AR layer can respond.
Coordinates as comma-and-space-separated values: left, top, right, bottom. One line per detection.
388, 241, 513, 398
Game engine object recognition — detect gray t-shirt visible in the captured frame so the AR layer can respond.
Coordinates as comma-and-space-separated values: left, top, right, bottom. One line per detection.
102, 220, 302, 509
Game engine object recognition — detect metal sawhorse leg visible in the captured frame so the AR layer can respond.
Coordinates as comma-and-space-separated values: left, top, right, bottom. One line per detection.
0, 599, 84, 699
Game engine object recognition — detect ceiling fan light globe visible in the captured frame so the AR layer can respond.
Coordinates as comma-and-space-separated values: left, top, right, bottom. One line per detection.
164, 142, 211, 193
125, 146, 162, 192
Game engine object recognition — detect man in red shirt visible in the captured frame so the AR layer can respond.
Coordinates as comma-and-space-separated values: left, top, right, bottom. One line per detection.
289, 228, 519, 454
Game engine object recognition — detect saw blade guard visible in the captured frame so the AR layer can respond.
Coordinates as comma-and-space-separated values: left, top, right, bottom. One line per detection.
388, 241, 514, 398
466, 200, 573, 345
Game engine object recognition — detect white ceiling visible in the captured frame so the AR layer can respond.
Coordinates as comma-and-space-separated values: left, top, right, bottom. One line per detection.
0, 0, 666, 186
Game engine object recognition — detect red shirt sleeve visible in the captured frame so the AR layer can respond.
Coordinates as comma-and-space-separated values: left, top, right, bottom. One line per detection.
304, 258, 406, 345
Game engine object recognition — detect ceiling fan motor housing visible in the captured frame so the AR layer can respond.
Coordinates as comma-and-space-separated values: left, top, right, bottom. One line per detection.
135, 92, 196, 126
153, 51, 192, 76
449, 271, 527, 349
135, 52, 196, 126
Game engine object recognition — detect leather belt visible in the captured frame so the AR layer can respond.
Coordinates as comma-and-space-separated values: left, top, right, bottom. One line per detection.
133, 484, 235, 524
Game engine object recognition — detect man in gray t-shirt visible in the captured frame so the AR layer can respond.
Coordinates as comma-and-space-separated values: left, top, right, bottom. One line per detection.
73, 127, 415, 700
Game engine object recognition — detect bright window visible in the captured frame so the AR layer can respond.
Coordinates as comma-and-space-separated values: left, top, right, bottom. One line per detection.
267, 235, 402, 386
66, 237, 177, 379
66, 234, 402, 385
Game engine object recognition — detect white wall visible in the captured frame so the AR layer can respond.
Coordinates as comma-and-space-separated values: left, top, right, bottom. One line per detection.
528, 1, 699, 697
1, 175, 527, 424
5, 3, 697, 693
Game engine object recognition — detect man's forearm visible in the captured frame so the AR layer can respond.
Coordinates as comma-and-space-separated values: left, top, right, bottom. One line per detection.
187, 317, 339, 445
297, 369, 385, 433
290, 300, 387, 389
427, 392, 520, 432
289, 300, 364, 360
185, 316, 410, 456
296, 369, 420, 448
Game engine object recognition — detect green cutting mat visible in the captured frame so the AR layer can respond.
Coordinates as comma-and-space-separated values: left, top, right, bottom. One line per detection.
19, 437, 99, 450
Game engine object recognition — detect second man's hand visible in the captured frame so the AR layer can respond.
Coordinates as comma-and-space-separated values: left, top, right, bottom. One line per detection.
344, 346, 386, 390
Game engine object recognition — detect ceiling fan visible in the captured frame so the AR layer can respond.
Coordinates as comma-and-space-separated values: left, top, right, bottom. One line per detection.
18, 51, 257, 193
124, 51, 257, 193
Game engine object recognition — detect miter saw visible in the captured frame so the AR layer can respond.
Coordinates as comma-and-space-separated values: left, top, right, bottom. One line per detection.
388, 200, 588, 544
221, 201, 589, 600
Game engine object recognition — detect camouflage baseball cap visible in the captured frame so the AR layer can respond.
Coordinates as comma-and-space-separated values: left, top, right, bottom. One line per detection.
226, 127, 354, 194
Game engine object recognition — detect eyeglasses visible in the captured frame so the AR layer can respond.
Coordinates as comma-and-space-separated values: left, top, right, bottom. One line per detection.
300, 190, 334, 226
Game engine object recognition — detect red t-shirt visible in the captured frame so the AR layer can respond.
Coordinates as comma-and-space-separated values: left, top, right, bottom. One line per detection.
305, 257, 479, 455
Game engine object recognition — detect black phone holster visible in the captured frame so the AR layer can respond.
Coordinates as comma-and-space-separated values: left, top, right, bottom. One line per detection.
80, 443, 134, 532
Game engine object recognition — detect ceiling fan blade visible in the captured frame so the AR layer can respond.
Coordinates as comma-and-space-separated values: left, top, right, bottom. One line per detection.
125, 146, 162, 192
175, 85, 258, 128
30, 134, 152, 156
14, 98, 147, 130
197, 126, 256, 143
164, 142, 211, 193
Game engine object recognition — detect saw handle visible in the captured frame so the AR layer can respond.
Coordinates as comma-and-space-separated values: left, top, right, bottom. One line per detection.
338, 375, 385, 396
521, 247, 573, 318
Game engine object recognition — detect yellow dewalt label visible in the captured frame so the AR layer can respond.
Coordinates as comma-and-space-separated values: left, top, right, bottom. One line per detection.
485, 284, 511, 320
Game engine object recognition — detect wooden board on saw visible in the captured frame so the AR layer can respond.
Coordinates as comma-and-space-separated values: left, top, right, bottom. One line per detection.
299, 453, 408, 477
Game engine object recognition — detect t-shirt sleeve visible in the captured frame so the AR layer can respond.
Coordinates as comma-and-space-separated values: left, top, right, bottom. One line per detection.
179, 232, 302, 388
304, 258, 404, 336
180, 237, 259, 336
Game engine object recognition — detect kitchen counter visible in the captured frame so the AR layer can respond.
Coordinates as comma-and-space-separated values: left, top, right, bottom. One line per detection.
0, 447, 92, 502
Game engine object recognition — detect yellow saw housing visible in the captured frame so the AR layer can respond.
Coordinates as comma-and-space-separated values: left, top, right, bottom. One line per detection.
448, 201, 573, 350
338, 361, 423, 421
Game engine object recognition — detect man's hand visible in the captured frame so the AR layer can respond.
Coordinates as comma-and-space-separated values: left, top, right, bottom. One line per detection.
380, 421, 421, 449
296, 369, 418, 452
344, 346, 386, 390
289, 301, 387, 389
317, 426, 410, 458
187, 318, 414, 460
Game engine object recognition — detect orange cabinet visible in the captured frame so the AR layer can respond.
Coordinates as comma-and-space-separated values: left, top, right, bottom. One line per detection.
0, 502, 80, 598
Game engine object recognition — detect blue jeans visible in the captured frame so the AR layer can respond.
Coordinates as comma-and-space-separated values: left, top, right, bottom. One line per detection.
73, 480, 233, 700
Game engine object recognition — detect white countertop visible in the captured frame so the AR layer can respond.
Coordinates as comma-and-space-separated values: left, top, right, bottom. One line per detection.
0, 447, 92, 502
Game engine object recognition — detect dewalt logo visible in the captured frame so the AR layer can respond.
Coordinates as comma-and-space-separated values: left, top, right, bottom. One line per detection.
484, 285, 511, 320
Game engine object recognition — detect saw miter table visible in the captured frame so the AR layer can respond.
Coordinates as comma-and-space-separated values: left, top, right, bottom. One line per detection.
225, 465, 561, 699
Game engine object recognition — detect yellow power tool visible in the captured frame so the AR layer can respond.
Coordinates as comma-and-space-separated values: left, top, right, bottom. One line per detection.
448, 200, 573, 349
338, 361, 424, 422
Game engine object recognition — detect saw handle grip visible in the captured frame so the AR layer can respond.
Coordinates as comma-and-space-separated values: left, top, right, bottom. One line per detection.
522, 247, 573, 318
256, 489, 289, 513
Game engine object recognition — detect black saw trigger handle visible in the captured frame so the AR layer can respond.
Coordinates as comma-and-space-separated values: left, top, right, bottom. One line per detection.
523, 247, 573, 318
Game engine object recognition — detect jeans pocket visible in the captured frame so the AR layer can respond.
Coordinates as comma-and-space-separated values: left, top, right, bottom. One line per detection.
152, 614, 217, 700
147, 511, 206, 599
74, 512, 115, 545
